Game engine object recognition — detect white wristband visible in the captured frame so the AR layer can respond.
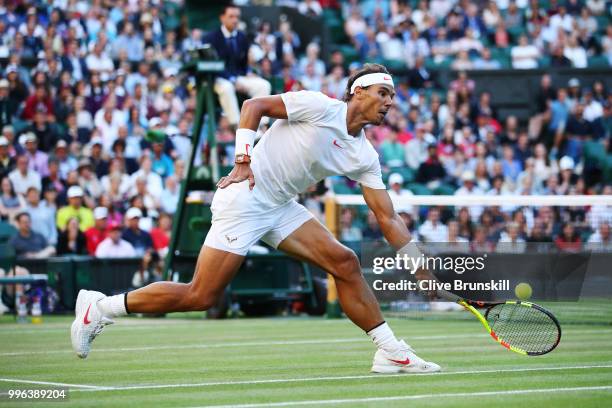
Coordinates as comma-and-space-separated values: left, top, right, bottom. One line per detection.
398, 240, 425, 259
235, 128, 256, 156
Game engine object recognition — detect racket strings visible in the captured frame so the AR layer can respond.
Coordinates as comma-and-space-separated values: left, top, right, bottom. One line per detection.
487, 303, 559, 354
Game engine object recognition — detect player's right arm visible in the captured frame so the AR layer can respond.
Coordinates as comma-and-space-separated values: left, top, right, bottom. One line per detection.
217, 95, 288, 190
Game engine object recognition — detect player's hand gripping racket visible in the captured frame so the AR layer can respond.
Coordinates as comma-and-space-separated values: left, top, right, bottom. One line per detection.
436, 288, 561, 356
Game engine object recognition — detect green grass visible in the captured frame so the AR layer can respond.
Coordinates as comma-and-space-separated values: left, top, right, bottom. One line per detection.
1, 311, 612, 407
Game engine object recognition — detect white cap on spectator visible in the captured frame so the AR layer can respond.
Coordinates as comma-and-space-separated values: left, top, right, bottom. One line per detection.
149, 117, 162, 127
94, 206, 108, 220
6, 65, 18, 74
462, 170, 476, 182
568, 78, 580, 88
20, 132, 37, 145
67, 185, 84, 198
163, 67, 178, 77
56, 139, 68, 149
89, 136, 103, 147
388, 173, 404, 186
0, 79, 8, 88
126, 207, 143, 220
0, 136, 8, 146
559, 156, 575, 171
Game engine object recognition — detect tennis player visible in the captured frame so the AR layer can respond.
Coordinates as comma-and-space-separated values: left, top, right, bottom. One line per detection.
71, 63, 440, 373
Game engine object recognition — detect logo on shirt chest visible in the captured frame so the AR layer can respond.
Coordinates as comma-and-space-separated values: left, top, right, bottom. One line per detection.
332, 139, 344, 149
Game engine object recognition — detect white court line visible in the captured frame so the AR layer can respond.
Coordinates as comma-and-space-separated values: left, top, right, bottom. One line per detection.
2, 364, 611, 394
67, 363, 612, 393
2, 328, 612, 357
0, 378, 105, 390
193, 385, 612, 408
0, 334, 481, 357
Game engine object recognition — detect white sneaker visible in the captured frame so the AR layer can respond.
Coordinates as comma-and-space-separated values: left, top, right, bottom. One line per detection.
70, 290, 114, 359
371, 340, 441, 374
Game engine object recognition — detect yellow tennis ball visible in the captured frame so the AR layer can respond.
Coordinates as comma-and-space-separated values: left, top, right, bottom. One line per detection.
515, 282, 533, 300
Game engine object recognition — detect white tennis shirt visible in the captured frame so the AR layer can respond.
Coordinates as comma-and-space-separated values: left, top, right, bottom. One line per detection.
250, 91, 386, 205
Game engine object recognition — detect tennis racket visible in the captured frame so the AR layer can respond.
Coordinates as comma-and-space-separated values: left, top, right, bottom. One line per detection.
436, 289, 561, 356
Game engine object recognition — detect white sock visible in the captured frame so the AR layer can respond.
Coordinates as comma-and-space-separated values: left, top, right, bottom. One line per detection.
367, 322, 402, 353
97, 294, 128, 317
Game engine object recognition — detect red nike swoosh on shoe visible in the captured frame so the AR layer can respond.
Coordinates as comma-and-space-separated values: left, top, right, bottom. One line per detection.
83, 304, 92, 325
388, 357, 410, 365
333, 140, 343, 149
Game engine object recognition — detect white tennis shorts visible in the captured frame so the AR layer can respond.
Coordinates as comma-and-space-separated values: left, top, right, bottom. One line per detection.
204, 181, 314, 255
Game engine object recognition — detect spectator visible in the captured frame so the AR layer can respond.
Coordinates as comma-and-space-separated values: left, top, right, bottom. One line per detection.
0, 176, 25, 222
473, 48, 502, 69
497, 222, 526, 253
204, 4, 271, 127
339, 207, 362, 242
446, 220, 470, 250
405, 124, 432, 170
511, 35, 539, 69
22, 85, 54, 121
57, 217, 87, 255
564, 35, 587, 68
78, 158, 103, 199
53, 140, 78, 180
112, 22, 144, 62
151, 141, 174, 179
0, 136, 14, 179
0, 79, 16, 130
417, 143, 447, 188
25, 186, 56, 246
379, 130, 405, 168
418, 207, 448, 242
85, 41, 114, 77
555, 222, 581, 252
121, 207, 153, 256
8, 155, 41, 196
387, 173, 415, 216
9, 212, 56, 258
95, 221, 136, 258
22, 133, 49, 177
587, 222, 611, 249
455, 170, 484, 221
161, 175, 180, 215
87, 137, 109, 178
56, 186, 94, 232
150, 212, 172, 256
130, 155, 163, 201
85, 206, 109, 255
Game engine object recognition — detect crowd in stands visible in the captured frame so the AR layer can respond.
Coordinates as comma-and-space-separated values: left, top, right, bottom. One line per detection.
0, 0, 609, 276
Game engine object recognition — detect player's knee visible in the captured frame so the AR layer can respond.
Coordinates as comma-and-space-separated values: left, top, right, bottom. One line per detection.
331, 248, 360, 281
184, 285, 219, 311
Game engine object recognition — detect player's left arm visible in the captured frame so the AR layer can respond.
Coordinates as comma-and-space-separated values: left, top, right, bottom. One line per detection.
361, 185, 411, 250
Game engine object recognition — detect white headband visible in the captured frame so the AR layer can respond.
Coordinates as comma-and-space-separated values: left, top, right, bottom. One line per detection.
350, 73, 394, 94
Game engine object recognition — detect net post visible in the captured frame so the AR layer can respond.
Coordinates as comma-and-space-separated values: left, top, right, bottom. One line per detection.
324, 196, 342, 318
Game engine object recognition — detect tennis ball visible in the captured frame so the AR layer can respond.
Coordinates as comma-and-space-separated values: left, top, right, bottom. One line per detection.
515, 282, 533, 300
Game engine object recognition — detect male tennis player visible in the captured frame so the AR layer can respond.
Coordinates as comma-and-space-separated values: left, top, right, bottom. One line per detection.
71, 63, 440, 373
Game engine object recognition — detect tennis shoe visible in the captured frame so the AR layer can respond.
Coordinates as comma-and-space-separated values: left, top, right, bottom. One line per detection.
71, 290, 113, 359
371, 340, 441, 373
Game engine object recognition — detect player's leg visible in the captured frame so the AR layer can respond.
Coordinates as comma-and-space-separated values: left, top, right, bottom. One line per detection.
213, 77, 240, 127
279, 219, 383, 331
125, 246, 243, 313
277, 218, 440, 373
71, 245, 244, 358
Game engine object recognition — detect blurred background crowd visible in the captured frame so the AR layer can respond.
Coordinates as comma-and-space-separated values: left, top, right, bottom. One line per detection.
0, 0, 609, 274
